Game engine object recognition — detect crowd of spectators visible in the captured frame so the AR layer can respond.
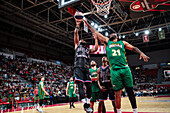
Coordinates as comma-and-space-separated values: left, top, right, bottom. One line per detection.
133, 68, 158, 84
0, 54, 74, 108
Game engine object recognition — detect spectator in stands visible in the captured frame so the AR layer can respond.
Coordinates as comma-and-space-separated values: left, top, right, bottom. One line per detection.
27, 82, 32, 88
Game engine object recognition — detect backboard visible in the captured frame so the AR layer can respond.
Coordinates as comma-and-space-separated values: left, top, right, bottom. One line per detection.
58, 0, 82, 9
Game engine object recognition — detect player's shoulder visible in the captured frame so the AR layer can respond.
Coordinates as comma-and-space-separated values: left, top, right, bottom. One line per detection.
121, 40, 128, 44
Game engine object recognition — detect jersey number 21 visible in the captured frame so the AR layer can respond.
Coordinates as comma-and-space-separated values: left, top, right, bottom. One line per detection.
112, 49, 121, 56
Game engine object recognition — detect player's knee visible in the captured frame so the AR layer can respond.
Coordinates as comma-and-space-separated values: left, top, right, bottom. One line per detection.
125, 87, 134, 95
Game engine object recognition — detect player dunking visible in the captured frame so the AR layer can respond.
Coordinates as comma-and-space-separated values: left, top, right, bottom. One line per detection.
74, 18, 98, 113
37, 76, 49, 113
97, 56, 117, 113
66, 77, 76, 109
84, 20, 150, 113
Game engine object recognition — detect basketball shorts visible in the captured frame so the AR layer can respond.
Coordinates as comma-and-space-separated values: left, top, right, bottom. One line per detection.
99, 88, 115, 101
110, 67, 133, 91
74, 67, 91, 83
69, 92, 76, 98
39, 93, 44, 100
91, 81, 100, 92
90, 92, 100, 102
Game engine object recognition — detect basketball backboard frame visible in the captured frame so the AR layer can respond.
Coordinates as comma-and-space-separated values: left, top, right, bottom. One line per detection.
58, 0, 83, 9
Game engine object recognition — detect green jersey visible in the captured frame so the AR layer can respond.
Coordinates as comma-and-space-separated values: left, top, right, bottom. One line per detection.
90, 68, 100, 92
106, 40, 128, 69
38, 81, 45, 99
69, 81, 75, 94
68, 81, 76, 97
90, 68, 98, 79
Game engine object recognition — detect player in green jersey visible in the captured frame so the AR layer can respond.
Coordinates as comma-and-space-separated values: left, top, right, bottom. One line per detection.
89, 60, 100, 112
84, 20, 150, 113
66, 77, 76, 109
37, 76, 49, 113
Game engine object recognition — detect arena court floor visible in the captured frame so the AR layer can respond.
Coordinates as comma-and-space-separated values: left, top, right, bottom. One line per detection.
10, 96, 170, 113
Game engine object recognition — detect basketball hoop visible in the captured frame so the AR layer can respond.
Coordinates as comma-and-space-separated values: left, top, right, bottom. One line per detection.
91, 0, 112, 16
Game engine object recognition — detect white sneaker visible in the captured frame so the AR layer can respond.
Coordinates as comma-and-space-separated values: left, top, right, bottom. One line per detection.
36, 107, 39, 111
39, 110, 45, 113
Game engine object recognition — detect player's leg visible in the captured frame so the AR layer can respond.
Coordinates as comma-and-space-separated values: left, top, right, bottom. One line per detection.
98, 101, 104, 113
102, 102, 106, 113
114, 90, 122, 113
74, 68, 86, 101
84, 67, 93, 113
77, 81, 86, 100
109, 89, 117, 113
122, 68, 137, 113
110, 69, 123, 113
72, 97, 75, 108
39, 99, 44, 112
98, 89, 108, 113
90, 92, 95, 112
72, 93, 76, 108
84, 82, 92, 112
69, 97, 72, 109
36, 95, 40, 111
90, 101, 94, 112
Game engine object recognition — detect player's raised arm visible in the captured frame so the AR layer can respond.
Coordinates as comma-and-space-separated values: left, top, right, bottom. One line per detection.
90, 33, 98, 53
83, 19, 109, 44
74, 18, 83, 50
123, 41, 150, 62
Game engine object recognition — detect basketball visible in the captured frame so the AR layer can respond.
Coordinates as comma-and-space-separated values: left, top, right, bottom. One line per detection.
74, 11, 84, 19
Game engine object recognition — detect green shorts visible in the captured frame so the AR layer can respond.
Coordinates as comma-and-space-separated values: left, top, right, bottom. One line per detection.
111, 67, 133, 91
69, 93, 76, 98
90, 92, 99, 102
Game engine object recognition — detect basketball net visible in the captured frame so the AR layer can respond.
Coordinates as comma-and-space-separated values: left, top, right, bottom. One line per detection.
91, 0, 112, 16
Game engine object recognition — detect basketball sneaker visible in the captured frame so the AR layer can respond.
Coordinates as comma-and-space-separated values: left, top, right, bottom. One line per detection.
72, 103, 75, 108
84, 103, 93, 113
38, 108, 44, 113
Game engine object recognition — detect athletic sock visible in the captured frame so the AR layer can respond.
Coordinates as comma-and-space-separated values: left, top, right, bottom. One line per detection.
133, 108, 137, 113
87, 98, 90, 104
82, 98, 86, 104
117, 109, 122, 113
39, 107, 42, 111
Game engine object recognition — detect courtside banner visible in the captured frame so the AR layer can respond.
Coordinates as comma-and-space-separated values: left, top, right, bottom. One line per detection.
89, 45, 106, 54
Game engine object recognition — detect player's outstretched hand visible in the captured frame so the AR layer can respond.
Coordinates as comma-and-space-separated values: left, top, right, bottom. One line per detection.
93, 33, 97, 39
75, 18, 83, 27
139, 53, 150, 62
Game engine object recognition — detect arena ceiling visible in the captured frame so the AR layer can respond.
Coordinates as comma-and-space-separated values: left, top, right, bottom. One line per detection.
0, 0, 170, 63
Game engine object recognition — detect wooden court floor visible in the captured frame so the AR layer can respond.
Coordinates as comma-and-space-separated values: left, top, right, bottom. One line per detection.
11, 96, 170, 113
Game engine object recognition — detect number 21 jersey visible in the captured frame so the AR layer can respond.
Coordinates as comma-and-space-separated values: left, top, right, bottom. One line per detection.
106, 40, 128, 69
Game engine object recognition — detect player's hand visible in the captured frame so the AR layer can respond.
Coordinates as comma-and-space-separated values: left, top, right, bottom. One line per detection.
75, 18, 83, 27
93, 33, 97, 39
139, 53, 150, 62
100, 86, 106, 92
